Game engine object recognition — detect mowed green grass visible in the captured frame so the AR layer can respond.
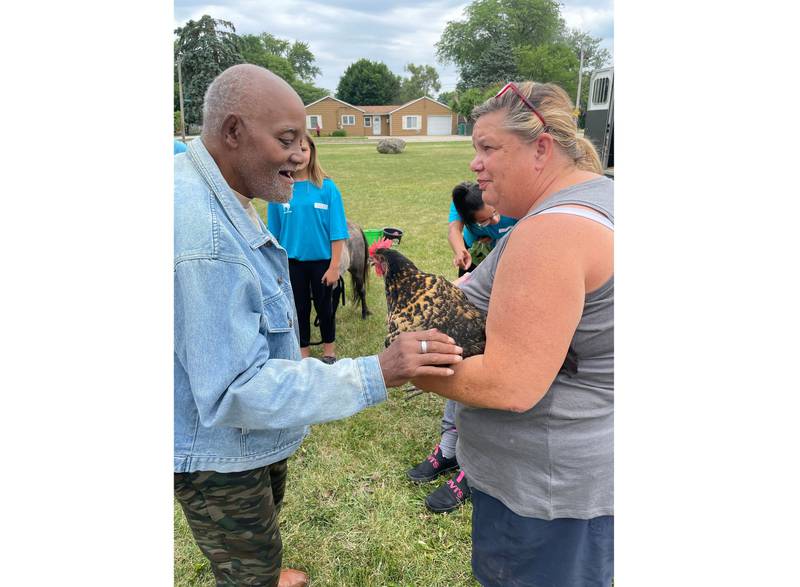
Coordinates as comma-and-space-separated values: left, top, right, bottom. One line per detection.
175, 141, 482, 586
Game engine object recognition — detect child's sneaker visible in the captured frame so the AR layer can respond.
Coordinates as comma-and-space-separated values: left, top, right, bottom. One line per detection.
424, 470, 471, 513
405, 444, 458, 484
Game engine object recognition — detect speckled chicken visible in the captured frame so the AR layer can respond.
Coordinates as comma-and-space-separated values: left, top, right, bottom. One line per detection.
369, 239, 579, 379
369, 239, 487, 357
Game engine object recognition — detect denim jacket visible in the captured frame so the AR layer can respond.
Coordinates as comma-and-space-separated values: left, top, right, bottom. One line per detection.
174, 138, 387, 473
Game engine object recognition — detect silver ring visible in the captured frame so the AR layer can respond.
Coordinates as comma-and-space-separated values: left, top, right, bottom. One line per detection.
419, 340, 428, 354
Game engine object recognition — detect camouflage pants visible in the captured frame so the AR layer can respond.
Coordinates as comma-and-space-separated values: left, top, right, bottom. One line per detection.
174, 460, 288, 586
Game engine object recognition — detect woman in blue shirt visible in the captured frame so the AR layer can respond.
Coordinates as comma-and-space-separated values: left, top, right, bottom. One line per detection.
447, 181, 517, 276
268, 134, 349, 364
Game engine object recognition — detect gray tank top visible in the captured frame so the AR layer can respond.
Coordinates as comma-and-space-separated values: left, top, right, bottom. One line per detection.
456, 176, 614, 520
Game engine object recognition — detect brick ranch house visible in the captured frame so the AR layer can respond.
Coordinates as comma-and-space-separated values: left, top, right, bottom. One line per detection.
304, 95, 457, 137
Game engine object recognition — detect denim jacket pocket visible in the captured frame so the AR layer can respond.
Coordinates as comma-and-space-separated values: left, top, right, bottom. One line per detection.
262, 292, 294, 333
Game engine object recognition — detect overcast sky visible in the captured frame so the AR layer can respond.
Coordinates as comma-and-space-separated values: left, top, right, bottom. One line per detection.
174, 0, 613, 95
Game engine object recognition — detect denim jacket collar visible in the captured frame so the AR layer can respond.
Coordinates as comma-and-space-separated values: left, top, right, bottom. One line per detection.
187, 138, 271, 250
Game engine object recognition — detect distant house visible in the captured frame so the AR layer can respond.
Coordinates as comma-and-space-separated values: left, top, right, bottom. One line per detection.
304, 95, 456, 136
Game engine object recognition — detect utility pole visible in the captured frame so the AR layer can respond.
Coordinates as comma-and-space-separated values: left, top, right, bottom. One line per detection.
177, 55, 187, 143
575, 44, 585, 118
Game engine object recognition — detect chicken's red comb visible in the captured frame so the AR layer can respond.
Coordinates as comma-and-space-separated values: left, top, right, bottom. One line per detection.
368, 237, 394, 258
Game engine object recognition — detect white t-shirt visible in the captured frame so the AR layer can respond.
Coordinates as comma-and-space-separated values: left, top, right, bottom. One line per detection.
232, 189, 263, 230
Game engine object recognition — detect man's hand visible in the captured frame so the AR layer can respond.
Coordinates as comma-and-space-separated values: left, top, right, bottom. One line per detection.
378, 329, 463, 388
452, 248, 472, 270
321, 267, 340, 286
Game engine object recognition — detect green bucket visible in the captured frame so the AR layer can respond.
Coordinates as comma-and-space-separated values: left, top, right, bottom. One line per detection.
363, 228, 384, 246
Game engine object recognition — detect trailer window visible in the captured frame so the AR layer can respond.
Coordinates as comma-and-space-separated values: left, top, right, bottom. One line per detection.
592, 77, 610, 107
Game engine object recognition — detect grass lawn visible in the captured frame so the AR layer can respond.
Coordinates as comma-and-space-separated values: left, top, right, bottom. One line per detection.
175, 141, 482, 586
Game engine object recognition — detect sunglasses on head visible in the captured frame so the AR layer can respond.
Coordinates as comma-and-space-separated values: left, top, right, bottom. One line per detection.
495, 82, 547, 128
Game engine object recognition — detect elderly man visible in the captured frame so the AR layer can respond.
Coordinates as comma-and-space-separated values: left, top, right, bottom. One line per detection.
174, 64, 462, 587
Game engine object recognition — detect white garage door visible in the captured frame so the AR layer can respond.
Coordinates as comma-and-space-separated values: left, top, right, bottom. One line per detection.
427, 115, 452, 136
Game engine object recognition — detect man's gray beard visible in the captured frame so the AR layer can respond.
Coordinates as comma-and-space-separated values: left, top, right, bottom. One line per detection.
248, 173, 292, 203
264, 186, 291, 203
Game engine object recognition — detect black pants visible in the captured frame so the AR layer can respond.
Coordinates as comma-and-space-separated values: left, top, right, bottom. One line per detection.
174, 460, 289, 587
288, 259, 335, 347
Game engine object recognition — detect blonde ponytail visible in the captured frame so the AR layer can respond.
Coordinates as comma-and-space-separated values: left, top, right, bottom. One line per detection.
575, 136, 602, 174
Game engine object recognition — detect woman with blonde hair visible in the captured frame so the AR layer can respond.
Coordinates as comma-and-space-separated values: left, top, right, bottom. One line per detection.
415, 82, 614, 586
268, 134, 349, 363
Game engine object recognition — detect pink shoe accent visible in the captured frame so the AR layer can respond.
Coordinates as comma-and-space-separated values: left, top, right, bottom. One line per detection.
447, 479, 464, 500
456, 470, 465, 483
426, 445, 441, 469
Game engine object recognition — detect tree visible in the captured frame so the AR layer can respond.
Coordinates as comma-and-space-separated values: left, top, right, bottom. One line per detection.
438, 90, 457, 105
448, 86, 501, 120
398, 63, 442, 103
455, 32, 518, 90
563, 28, 612, 110
437, 0, 564, 88
240, 34, 322, 82
336, 59, 401, 105
292, 80, 329, 105
514, 43, 580, 99
436, 0, 608, 103
239, 33, 296, 81
174, 15, 243, 125
238, 32, 326, 104
287, 41, 322, 82
563, 29, 611, 72
259, 32, 291, 57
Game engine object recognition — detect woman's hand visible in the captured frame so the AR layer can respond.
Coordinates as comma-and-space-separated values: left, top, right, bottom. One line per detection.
378, 329, 463, 388
452, 248, 472, 270
321, 267, 340, 286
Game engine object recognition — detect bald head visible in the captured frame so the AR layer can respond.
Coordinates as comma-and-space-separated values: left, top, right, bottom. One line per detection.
198, 64, 307, 201
202, 64, 303, 139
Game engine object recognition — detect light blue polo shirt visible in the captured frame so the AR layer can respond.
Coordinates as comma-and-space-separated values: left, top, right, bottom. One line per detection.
268, 178, 349, 261
448, 201, 517, 248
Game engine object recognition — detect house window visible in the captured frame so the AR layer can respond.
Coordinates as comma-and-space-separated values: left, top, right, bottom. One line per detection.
341, 115, 356, 126
364, 116, 371, 127
402, 115, 421, 130
306, 115, 321, 129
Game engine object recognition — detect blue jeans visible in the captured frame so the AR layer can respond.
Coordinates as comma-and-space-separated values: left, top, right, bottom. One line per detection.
471, 489, 613, 587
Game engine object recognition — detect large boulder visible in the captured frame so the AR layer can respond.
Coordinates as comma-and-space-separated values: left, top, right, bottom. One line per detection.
376, 138, 406, 154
